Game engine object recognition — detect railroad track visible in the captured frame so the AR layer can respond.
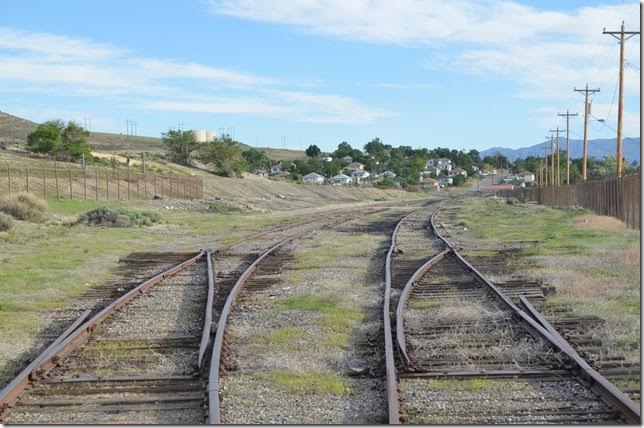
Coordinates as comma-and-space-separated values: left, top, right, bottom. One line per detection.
384, 204, 640, 424
0, 202, 415, 423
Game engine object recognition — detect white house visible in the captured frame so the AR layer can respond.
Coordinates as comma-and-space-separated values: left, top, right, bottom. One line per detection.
330, 173, 352, 185
302, 172, 325, 184
427, 158, 452, 172
519, 170, 535, 183
351, 169, 370, 183
270, 164, 282, 175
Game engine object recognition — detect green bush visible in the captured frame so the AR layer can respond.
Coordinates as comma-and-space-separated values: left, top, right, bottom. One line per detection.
0, 212, 14, 231
375, 178, 398, 189
0, 192, 48, 222
506, 197, 519, 205
117, 207, 160, 226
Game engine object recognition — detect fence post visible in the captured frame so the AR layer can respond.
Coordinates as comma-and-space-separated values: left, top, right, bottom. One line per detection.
54, 166, 59, 200
95, 169, 99, 201
161, 175, 164, 199
117, 171, 120, 201
106, 170, 109, 201
136, 174, 140, 200
83, 166, 87, 200
127, 167, 131, 200
25, 167, 29, 193
154, 174, 157, 198
43, 168, 46, 199
69, 168, 73, 199
144, 174, 148, 200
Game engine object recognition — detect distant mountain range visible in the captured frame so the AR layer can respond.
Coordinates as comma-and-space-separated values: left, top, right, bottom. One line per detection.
481, 137, 641, 164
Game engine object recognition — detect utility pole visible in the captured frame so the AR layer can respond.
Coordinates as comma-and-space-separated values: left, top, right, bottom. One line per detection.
558, 110, 578, 185
549, 127, 564, 186
548, 135, 555, 186
574, 84, 600, 181
603, 22, 640, 177
543, 139, 549, 187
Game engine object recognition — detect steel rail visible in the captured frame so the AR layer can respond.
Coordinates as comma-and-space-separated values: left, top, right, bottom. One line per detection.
518, 296, 640, 424
0, 309, 91, 416
394, 248, 451, 370
207, 229, 311, 424
0, 251, 205, 416
383, 210, 419, 425
198, 251, 216, 369
430, 204, 640, 424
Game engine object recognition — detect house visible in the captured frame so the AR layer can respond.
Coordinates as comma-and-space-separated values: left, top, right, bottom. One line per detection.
438, 175, 453, 186
519, 170, 535, 183
421, 177, 439, 189
270, 163, 282, 175
329, 173, 352, 185
341, 156, 353, 163
381, 170, 396, 179
321, 156, 333, 162
453, 167, 467, 177
302, 172, 325, 184
348, 162, 364, 171
351, 169, 370, 184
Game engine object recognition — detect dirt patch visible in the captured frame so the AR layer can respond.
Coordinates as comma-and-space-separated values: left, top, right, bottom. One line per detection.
572, 214, 627, 231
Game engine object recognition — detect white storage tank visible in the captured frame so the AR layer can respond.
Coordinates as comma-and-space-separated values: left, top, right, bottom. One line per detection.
206, 131, 216, 142
192, 129, 207, 143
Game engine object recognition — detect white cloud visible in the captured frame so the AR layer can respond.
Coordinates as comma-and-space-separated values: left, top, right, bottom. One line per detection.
0, 26, 388, 125
209, 0, 641, 122
144, 90, 392, 124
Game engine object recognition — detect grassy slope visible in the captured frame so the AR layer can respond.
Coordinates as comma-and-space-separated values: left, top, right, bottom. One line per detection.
453, 197, 640, 361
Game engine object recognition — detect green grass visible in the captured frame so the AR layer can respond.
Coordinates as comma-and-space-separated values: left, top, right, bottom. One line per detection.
455, 197, 640, 362
262, 370, 353, 396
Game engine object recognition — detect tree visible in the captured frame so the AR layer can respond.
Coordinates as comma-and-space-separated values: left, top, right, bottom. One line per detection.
27, 120, 64, 155
27, 120, 91, 161
162, 129, 199, 165
305, 144, 321, 158
333, 141, 354, 160
200, 135, 245, 177
453, 174, 466, 186
242, 148, 272, 171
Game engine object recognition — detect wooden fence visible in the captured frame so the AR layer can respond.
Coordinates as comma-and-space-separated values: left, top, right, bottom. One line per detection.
0, 164, 203, 201
498, 174, 640, 229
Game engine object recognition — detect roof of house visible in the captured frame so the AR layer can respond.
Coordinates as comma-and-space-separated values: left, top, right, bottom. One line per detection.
518, 170, 534, 175
382, 170, 396, 176
331, 173, 351, 179
422, 177, 437, 184
351, 169, 369, 176
453, 167, 465, 172
303, 172, 324, 179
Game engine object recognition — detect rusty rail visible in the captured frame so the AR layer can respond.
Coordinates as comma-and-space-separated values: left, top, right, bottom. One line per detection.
394, 248, 451, 370
518, 296, 640, 424
207, 229, 310, 424
198, 251, 216, 369
0, 251, 204, 417
429, 205, 640, 424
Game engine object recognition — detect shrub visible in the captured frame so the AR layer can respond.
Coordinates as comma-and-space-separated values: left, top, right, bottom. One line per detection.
0, 192, 48, 222
77, 207, 160, 227
0, 212, 14, 231
117, 207, 160, 226
506, 197, 519, 205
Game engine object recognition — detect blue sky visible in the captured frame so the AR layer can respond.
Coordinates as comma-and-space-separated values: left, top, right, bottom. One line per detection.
1, 0, 640, 153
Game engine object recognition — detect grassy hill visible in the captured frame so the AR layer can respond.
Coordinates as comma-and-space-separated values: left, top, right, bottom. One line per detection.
0, 111, 306, 161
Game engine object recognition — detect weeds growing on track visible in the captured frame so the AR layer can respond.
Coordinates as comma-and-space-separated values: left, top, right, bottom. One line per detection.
261, 370, 354, 396
453, 197, 640, 363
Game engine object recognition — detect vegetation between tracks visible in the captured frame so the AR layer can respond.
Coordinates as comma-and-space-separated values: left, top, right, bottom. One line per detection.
453, 197, 640, 362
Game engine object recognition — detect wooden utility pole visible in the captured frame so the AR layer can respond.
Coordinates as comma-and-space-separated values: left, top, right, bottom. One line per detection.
549, 127, 564, 186
574, 84, 600, 181
558, 110, 578, 185
549, 135, 555, 186
603, 22, 640, 177
543, 139, 550, 187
